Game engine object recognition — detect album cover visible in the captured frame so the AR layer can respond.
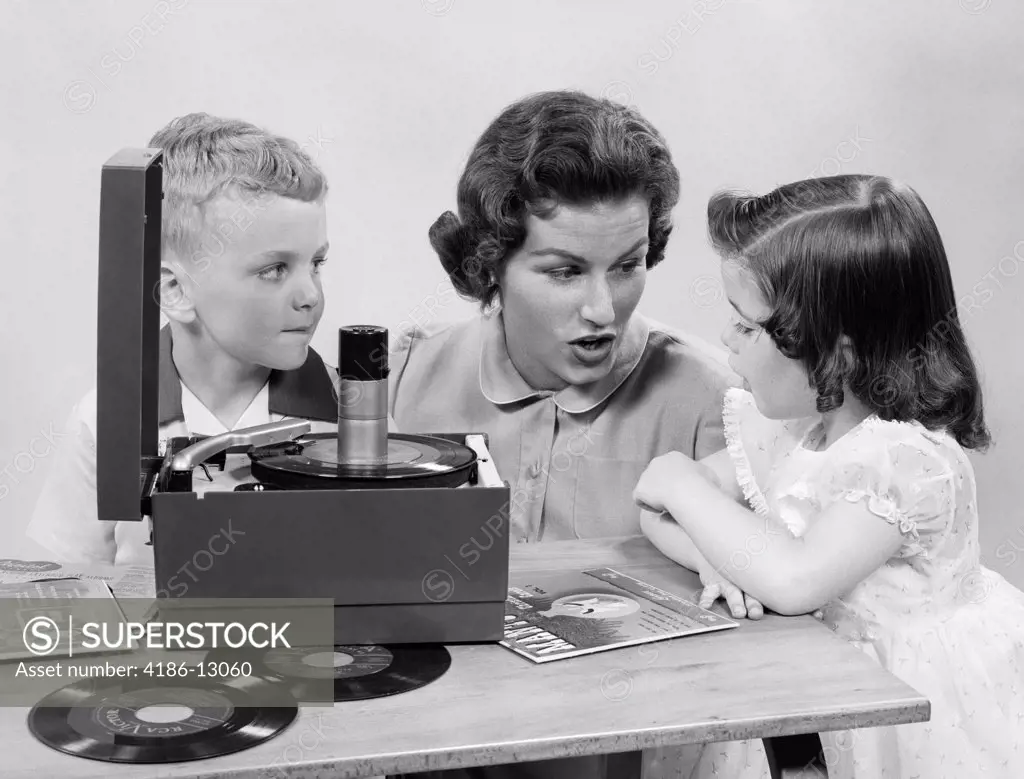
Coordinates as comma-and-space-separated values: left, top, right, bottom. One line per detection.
0, 558, 155, 599
499, 567, 738, 664
0, 578, 128, 663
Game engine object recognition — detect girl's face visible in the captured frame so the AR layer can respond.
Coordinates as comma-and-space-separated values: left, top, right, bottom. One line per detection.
498, 195, 649, 391
719, 260, 818, 419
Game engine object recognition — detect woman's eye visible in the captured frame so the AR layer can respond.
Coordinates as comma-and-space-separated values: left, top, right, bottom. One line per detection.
313, 257, 328, 273
547, 267, 580, 281
618, 260, 642, 274
731, 319, 755, 335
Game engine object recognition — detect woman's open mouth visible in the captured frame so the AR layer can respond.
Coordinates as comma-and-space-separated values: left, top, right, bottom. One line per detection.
569, 334, 616, 366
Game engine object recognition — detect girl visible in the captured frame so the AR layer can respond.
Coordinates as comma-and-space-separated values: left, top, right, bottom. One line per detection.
634, 175, 1024, 778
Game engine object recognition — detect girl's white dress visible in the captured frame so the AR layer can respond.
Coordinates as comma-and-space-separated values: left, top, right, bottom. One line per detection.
644, 388, 1024, 779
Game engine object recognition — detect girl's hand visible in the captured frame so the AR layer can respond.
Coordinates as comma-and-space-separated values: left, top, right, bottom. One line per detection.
633, 452, 715, 513
697, 559, 764, 620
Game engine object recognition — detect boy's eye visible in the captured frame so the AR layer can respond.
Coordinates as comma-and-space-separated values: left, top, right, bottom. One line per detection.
257, 263, 287, 281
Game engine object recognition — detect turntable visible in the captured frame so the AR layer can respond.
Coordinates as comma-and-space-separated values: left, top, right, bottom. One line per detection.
94, 148, 511, 645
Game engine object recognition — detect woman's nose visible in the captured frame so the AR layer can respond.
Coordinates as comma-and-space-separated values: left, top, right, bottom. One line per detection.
580, 279, 615, 326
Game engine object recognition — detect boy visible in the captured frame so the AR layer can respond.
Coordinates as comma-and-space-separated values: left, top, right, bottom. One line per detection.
27, 113, 340, 566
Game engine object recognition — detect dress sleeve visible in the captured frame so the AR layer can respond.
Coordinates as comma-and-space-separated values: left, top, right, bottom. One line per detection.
825, 422, 957, 558
722, 388, 815, 518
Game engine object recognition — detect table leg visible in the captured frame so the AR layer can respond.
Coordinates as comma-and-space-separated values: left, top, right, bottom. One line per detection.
762, 733, 828, 778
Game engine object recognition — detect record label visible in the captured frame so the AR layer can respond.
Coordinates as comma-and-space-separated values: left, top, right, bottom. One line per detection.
76, 687, 234, 740
263, 645, 394, 679
208, 643, 452, 702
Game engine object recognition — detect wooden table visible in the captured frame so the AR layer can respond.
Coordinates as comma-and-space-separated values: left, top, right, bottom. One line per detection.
0, 536, 929, 779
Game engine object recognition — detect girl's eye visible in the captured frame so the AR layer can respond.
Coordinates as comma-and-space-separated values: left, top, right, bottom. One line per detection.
731, 318, 756, 336
258, 263, 287, 281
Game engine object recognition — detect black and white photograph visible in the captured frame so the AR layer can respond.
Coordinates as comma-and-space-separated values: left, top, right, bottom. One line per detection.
1, 2, 1022, 777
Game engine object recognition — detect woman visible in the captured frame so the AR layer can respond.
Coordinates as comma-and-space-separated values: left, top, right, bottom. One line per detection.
390, 89, 734, 543
387, 90, 739, 779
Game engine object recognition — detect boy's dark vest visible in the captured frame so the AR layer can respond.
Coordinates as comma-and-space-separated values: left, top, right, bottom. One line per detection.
156, 326, 339, 428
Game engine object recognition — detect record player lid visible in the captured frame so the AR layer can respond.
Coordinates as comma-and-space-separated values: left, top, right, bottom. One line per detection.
95, 148, 164, 524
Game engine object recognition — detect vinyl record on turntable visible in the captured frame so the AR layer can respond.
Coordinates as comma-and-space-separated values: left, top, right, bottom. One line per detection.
247, 325, 479, 490
207, 644, 452, 702
27, 675, 297, 764
248, 433, 478, 490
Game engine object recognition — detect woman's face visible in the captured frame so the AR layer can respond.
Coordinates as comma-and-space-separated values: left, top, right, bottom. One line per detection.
499, 195, 650, 391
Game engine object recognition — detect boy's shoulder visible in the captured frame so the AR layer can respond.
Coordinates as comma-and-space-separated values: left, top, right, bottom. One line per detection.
73, 385, 99, 444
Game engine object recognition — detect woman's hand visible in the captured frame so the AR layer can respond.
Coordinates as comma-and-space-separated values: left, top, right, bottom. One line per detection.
633, 451, 721, 514
697, 557, 764, 620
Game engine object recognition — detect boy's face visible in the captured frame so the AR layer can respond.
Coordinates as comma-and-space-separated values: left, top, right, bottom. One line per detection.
166, 192, 329, 371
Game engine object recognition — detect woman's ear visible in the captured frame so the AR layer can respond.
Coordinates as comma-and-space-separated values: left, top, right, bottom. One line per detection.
157, 262, 197, 324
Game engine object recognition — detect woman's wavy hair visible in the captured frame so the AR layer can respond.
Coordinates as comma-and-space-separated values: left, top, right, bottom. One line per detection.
429, 90, 680, 308
708, 174, 990, 450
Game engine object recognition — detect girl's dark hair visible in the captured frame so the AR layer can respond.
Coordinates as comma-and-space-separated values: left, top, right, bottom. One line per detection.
708, 174, 990, 450
429, 90, 680, 308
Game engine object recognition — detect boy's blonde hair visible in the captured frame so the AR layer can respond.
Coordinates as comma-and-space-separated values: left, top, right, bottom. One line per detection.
148, 113, 328, 260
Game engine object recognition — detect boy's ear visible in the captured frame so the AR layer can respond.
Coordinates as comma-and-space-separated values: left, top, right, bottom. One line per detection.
158, 263, 197, 324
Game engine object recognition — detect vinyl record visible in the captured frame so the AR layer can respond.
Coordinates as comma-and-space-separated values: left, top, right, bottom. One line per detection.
208, 644, 452, 702
27, 675, 297, 764
248, 433, 477, 490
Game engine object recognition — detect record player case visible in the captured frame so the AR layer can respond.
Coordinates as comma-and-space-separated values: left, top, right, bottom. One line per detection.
95, 148, 511, 645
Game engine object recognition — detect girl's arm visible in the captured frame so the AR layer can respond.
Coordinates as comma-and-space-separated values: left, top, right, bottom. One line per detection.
639, 448, 743, 570
640, 508, 702, 570
698, 448, 745, 502
640, 450, 767, 620
635, 452, 907, 615
663, 476, 905, 615
640, 506, 764, 619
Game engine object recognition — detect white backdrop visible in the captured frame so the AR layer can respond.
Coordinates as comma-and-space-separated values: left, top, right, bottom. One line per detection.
1, 0, 1022, 587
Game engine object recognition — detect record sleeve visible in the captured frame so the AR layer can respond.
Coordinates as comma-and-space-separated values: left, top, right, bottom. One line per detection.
500, 567, 738, 663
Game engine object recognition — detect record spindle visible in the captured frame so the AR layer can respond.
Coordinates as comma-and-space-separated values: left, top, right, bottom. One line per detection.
337, 326, 389, 464
245, 323, 477, 490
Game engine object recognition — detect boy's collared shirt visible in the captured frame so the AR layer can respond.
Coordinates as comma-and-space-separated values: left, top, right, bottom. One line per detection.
27, 327, 341, 567
389, 310, 738, 544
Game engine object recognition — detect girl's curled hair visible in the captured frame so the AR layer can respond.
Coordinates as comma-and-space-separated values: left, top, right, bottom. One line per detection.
708, 174, 990, 450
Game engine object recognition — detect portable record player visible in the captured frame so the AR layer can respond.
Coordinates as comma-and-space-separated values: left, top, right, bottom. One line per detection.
95, 148, 511, 645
